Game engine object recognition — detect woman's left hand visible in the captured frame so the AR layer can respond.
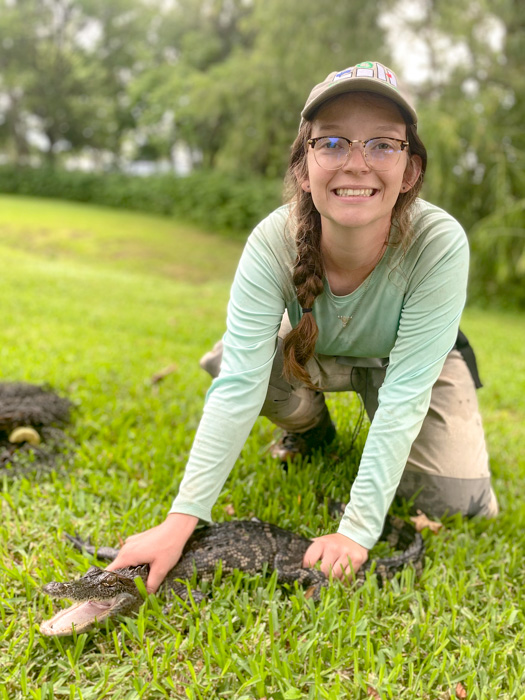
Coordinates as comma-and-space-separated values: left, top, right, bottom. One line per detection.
303, 533, 369, 580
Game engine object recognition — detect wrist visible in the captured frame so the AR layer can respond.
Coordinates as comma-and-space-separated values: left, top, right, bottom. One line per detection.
164, 511, 199, 536
337, 524, 375, 551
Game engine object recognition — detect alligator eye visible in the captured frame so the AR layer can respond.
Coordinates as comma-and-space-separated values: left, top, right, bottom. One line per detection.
102, 573, 119, 586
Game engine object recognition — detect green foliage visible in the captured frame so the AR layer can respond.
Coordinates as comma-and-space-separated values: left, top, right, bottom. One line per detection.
0, 198, 524, 698
399, 0, 525, 306
0, 166, 282, 238
468, 199, 525, 306
162, 169, 283, 234
0, 0, 156, 164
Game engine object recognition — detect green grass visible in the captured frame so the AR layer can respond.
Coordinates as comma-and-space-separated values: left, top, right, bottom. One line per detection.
0, 194, 524, 699
0, 195, 242, 283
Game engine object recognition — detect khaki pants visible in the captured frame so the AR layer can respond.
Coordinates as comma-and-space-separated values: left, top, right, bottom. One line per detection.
201, 315, 498, 520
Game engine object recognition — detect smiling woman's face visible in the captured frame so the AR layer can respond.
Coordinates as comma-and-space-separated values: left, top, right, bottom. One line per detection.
302, 92, 420, 239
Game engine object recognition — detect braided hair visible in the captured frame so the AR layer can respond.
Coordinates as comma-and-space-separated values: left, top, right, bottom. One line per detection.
282, 112, 427, 387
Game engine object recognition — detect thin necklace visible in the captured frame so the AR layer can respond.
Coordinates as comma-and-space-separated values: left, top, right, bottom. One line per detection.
336, 270, 374, 327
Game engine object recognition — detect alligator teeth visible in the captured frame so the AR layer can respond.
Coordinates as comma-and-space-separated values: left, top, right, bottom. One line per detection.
335, 188, 374, 197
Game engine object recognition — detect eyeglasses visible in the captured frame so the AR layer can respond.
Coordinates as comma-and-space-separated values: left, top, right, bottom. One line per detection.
307, 136, 410, 171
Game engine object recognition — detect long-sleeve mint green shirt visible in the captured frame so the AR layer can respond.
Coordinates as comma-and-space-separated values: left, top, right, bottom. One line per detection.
170, 199, 469, 549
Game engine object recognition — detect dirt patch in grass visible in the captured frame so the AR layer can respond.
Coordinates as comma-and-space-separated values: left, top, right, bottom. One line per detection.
0, 382, 72, 475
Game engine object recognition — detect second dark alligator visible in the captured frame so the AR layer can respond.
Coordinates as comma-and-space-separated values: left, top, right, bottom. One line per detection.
40, 516, 424, 636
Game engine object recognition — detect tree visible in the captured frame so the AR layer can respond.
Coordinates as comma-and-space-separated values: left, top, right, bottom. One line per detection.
388, 0, 525, 304
0, 0, 156, 166
127, 0, 253, 171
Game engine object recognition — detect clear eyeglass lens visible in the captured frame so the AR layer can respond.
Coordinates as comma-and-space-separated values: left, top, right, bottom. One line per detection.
313, 137, 403, 171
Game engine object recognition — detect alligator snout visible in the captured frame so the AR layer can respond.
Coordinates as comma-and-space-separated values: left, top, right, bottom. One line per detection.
42, 581, 70, 598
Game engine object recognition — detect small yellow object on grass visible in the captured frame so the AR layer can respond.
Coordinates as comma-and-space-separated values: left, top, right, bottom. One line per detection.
8, 426, 41, 446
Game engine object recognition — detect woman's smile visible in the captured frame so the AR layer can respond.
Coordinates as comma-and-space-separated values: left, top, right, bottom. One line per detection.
333, 186, 377, 198
303, 92, 412, 239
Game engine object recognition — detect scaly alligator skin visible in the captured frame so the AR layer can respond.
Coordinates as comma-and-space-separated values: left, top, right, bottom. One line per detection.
40, 516, 424, 636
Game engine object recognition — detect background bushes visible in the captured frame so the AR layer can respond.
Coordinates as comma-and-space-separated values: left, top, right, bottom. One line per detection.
0, 166, 283, 238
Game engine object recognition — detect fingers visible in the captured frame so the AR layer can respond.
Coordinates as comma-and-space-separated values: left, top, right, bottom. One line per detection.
331, 556, 355, 581
101, 513, 199, 592
304, 539, 352, 577
105, 546, 140, 572
106, 542, 176, 593
304, 540, 345, 577
105, 561, 119, 572
320, 553, 352, 579
303, 533, 369, 581
303, 540, 325, 569
106, 550, 168, 593
146, 564, 171, 594
104, 542, 172, 593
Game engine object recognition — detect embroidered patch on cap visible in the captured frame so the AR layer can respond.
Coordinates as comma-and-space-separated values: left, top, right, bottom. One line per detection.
334, 62, 399, 90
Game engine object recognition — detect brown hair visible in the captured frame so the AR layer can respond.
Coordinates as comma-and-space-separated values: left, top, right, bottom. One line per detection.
281, 111, 428, 387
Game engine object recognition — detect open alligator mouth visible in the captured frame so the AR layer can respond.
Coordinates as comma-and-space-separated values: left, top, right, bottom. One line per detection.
40, 563, 145, 636
40, 597, 124, 636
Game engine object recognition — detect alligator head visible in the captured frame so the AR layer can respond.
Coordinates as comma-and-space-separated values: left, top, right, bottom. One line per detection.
40, 565, 148, 636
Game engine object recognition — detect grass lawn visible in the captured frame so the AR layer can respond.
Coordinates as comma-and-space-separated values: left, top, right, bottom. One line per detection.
0, 194, 523, 699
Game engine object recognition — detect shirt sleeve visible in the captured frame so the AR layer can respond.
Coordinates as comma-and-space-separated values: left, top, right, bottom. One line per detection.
170, 220, 286, 521
338, 212, 470, 549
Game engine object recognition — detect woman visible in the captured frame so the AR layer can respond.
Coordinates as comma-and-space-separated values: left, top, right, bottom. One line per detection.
108, 61, 498, 592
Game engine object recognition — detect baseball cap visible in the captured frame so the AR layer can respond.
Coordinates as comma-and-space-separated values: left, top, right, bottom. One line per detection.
301, 61, 417, 125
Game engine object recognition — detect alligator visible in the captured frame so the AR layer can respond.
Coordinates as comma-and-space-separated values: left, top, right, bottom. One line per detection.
40, 516, 424, 637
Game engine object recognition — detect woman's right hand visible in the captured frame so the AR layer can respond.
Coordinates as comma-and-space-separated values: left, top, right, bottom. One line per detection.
106, 512, 199, 593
